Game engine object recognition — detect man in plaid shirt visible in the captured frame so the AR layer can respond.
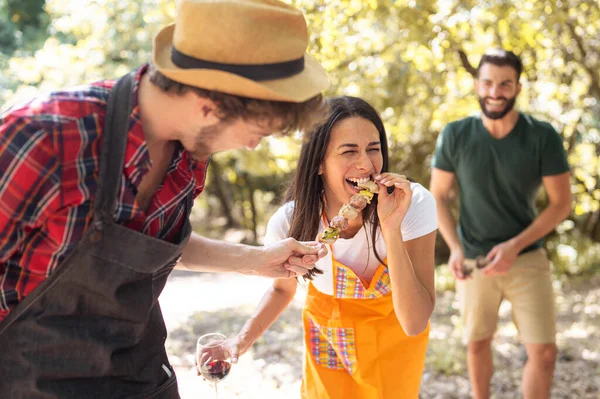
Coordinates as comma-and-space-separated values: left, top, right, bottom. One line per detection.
0, 0, 329, 398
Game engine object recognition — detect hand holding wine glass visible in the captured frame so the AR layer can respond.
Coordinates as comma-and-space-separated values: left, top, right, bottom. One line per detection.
196, 333, 232, 398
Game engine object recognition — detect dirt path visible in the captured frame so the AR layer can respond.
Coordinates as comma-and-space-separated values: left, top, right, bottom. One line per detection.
160, 271, 600, 398
160, 271, 306, 398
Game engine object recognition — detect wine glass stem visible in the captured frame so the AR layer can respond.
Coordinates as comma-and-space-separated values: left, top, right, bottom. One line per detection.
214, 382, 218, 399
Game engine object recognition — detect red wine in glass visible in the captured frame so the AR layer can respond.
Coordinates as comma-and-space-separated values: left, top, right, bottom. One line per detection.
199, 359, 232, 383
196, 333, 232, 399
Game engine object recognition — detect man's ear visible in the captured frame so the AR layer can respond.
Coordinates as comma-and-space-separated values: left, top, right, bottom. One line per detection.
196, 96, 220, 125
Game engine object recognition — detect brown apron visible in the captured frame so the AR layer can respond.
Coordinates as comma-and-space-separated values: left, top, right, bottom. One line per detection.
0, 73, 192, 398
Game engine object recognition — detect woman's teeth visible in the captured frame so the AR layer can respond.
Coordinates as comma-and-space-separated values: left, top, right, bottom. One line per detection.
346, 177, 370, 184
346, 178, 370, 191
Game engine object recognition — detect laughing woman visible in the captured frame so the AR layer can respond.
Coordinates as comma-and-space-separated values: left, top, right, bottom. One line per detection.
231, 96, 438, 399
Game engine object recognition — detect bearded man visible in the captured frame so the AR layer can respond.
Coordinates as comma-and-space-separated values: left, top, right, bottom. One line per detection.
430, 49, 571, 399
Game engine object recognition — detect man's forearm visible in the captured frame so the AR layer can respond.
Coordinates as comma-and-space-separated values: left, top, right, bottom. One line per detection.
509, 202, 571, 252
436, 199, 462, 252
177, 232, 262, 273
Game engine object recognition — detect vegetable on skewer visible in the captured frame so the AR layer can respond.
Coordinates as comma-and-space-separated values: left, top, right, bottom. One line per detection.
317, 180, 378, 245
302, 180, 379, 280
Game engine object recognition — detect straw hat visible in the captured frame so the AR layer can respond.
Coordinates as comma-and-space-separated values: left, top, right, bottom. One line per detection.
152, 0, 330, 102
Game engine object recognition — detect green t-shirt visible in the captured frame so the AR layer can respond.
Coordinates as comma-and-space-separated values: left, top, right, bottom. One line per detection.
431, 113, 570, 259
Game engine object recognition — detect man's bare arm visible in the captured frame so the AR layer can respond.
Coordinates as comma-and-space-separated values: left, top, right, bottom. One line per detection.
176, 232, 327, 278
507, 172, 572, 252
430, 168, 467, 279
429, 168, 461, 252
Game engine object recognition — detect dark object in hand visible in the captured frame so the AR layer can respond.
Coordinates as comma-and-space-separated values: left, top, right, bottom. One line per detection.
462, 256, 489, 277
302, 267, 324, 281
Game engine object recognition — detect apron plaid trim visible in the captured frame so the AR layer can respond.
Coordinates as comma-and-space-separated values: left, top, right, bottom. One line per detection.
334, 264, 391, 299
370, 273, 391, 298
308, 317, 357, 374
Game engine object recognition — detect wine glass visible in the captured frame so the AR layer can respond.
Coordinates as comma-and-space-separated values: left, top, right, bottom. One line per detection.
196, 333, 232, 399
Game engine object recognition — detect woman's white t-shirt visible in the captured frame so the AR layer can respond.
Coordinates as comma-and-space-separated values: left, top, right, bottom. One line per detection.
264, 182, 438, 296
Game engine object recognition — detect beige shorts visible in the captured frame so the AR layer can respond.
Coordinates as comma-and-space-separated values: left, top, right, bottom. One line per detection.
456, 248, 556, 344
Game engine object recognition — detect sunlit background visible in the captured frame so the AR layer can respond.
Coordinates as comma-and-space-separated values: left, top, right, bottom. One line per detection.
1, 0, 598, 397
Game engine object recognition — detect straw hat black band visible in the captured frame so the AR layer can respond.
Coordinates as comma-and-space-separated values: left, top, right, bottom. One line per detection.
153, 0, 329, 101
171, 47, 305, 82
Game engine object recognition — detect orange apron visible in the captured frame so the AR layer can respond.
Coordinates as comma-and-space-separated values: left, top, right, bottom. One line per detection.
301, 255, 429, 399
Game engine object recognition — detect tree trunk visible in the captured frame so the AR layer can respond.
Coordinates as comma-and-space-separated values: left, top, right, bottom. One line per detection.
209, 160, 238, 228
241, 171, 259, 244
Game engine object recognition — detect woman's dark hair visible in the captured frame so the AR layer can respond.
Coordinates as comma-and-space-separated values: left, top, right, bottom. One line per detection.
284, 95, 389, 267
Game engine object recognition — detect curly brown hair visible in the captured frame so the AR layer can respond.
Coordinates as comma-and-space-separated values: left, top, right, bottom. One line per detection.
147, 64, 327, 136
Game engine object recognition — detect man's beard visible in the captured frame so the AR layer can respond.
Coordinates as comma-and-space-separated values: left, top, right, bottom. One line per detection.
478, 96, 516, 120
188, 120, 232, 161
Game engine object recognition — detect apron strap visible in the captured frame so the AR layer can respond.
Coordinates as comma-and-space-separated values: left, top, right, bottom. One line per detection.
92, 72, 135, 229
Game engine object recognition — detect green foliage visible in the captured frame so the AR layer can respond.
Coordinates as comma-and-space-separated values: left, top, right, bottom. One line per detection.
1, 0, 600, 275
0, 12, 17, 55
0, 0, 175, 108
547, 225, 600, 277
0, 0, 50, 55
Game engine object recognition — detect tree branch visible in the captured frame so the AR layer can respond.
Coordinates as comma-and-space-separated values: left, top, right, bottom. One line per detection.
563, 115, 581, 157
457, 49, 477, 77
564, 20, 600, 99
494, 28, 503, 48
208, 159, 238, 229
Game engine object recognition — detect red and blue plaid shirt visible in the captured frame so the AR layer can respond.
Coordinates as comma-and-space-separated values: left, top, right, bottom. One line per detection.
0, 65, 208, 323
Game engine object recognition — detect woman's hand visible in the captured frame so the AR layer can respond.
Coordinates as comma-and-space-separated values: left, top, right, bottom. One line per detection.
374, 173, 412, 232
229, 315, 266, 363
228, 334, 248, 364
